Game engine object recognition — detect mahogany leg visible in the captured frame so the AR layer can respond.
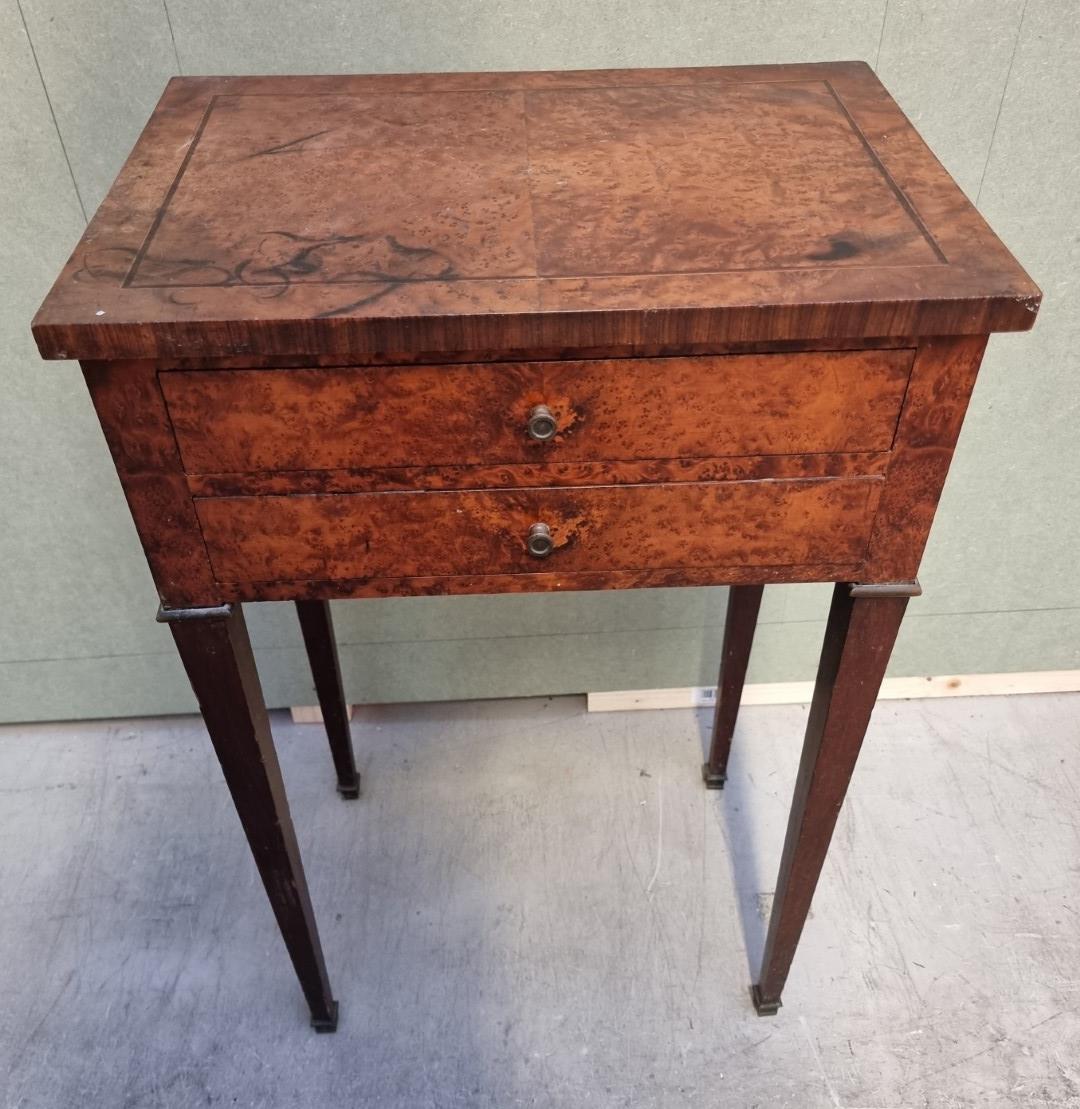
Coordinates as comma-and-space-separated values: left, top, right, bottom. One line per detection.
295, 600, 360, 799
751, 581, 917, 1016
703, 584, 764, 788
160, 603, 339, 1031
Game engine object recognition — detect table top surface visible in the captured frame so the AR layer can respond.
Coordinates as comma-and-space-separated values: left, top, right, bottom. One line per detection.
33, 63, 1039, 362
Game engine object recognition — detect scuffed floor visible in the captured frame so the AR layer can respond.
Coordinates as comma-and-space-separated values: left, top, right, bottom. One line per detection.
0, 692, 1078, 1107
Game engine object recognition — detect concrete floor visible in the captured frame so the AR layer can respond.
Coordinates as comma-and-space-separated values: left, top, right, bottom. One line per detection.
0, 693, 1078, 1108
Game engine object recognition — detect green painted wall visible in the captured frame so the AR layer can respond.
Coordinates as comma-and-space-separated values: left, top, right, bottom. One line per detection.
2, 0, 1078, 723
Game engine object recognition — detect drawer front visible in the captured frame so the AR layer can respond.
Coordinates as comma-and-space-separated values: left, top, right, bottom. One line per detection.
195, 478, 881, 583
162, 350, 913, 474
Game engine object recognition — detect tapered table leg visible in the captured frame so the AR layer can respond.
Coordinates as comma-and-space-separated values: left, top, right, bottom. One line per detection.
160, 603, 339, 1031
751, 581, 917, 1016
703, 584, 764, 788
295, 600, 360, 799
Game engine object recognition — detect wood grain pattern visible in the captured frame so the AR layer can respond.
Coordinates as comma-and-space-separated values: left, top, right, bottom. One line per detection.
33, 64, 1039, 362
81, 359, 219, 606
161, 350, 913, 474
753, 582, 910, 1013
525, 81, 940, 276
704, 583, 765, 788
294, 600, 360, 798
165, 604, 338, 1029
141, 89, 536, 288
864, 335, 988, 580
194, 479, 882, 584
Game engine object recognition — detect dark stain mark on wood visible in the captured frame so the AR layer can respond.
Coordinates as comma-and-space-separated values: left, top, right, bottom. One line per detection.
313, 288, 400, 318
74, 247, 135, 282
242, 231, 456, 289
808, 237, 859, 262
247, 129, 333, 158
75, 234, 457, 312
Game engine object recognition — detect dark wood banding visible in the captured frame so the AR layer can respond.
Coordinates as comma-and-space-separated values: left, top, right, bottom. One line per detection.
185, 452, 891, 497
154, 335, 925, 372
216, 563, 869, 603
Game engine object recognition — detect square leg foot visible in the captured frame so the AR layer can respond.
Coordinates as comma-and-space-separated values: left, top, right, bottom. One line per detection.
750, 984, 781, 1016
311, 1000, 339, 1032
337, 778, 361, 800
701, 763, 727, 790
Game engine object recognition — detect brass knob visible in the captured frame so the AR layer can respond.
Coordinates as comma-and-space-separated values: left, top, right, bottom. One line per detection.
526, 522, 554, 558
526, 404, 558, 442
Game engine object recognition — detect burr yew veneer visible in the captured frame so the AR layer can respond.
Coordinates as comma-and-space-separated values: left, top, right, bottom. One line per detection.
33, 63, 1040, 1030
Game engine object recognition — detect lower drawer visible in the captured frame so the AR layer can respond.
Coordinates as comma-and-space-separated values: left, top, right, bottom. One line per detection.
195, 479, 881, 583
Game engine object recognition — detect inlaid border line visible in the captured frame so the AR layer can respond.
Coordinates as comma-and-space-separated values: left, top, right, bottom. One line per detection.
823, 80, 948, 264
123, 94, 219, 288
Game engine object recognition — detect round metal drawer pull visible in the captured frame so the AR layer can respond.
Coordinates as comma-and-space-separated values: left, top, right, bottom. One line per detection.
526, 522, 554, 558
526, 404, 558, 442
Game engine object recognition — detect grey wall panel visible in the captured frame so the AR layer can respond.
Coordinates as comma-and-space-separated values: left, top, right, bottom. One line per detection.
3, 602, 1077, 724
165, 0, 886, 74
2, 0, 1077, 724
876, 0, 1028, 198
16, 0, 180, 213
0, 0, 179, 714
914, 0, 1080, 626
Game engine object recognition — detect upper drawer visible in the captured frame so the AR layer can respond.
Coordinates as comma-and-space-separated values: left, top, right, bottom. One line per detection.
161, 350, 913, 473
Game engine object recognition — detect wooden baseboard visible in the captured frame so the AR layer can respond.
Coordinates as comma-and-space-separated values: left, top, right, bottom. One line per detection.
289, 704, 354, 724
289, 670, 1080, 719
587, 670, 1080, 713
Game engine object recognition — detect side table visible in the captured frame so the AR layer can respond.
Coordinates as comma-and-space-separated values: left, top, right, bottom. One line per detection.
33, 63, 1040, 1029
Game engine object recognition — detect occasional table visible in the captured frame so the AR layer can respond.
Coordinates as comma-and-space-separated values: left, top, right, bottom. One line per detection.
33, 63, 1039, 1030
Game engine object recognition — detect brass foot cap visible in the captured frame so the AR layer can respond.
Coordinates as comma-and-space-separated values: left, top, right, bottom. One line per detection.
311, 1000, 339, 1032
701, 763, 727, 790
750, 984, 781, 1016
